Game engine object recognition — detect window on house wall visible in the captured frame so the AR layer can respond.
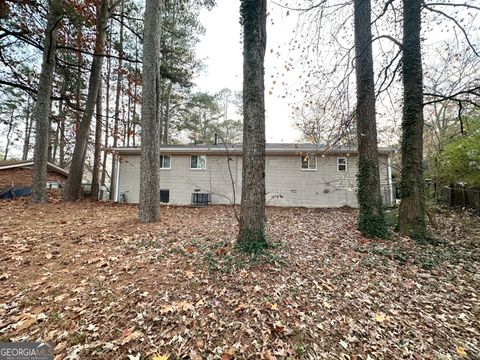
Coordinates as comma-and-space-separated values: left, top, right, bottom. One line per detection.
190, 155, 207, 170
160, 155, 171, 169
160, 189, 170, 203
46, 181, 60, 189
301, 153, 317, 170
337, 157, 347, 172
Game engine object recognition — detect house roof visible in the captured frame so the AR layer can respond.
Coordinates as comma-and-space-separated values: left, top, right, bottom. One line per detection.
0, 160, 69, 177
110, 143, 394, 156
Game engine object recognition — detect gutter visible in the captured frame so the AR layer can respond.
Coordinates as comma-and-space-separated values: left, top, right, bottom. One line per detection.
109, 146, 395, 156
114, 156, 120, 202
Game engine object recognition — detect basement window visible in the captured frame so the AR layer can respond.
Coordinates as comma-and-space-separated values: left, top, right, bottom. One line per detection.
337, 157, 347, 172
160, 189, 170, 203
160, 155, 171, 169
301, 153, 317, 170
190, 155, 207, 170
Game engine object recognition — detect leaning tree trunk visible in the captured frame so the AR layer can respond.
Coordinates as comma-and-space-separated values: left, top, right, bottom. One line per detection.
64, 0, 109, 201
354, 0, 387, 238
138, 0, 162, 223
237, 0, 268, 251
32, 0, 62, 203
398, 0, 427, 239
91, 85, 103, 200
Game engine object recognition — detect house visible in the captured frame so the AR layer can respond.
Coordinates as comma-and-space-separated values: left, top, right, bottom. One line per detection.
110, 143, 395, 208
0, 160, 69, 191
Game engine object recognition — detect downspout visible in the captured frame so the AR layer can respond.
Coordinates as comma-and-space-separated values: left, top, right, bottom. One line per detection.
114, 155, 120, 202
387, 155, 394, 206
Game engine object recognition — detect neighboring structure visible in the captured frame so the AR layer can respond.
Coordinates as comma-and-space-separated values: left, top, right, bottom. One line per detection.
110, 144, 395, 208
0, 160, 69, 191
62, 160, 93, 183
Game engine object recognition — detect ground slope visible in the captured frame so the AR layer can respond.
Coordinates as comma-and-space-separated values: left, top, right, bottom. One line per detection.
0, 199, 479, 359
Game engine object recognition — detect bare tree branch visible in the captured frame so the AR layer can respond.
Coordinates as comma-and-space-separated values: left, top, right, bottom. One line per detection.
423, 3, 480, 57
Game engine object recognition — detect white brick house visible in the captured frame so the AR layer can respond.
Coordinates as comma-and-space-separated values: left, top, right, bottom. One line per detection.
110, 143, 394, 208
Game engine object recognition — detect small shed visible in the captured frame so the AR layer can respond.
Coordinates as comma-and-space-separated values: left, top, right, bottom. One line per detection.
0, 160, 69, 191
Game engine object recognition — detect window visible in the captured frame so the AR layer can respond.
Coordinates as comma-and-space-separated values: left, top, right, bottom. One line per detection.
190, 155, 207, 170
46, 181, 60, 189
337, 157, 347, 172
301, 153, 317, 170
160, 189, 170, 203
160, 155, 171, 169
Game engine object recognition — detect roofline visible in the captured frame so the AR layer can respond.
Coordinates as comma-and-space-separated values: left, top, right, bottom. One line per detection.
109, 145, 394, 156
0, 161, 69, 176
47, 162, 70, 176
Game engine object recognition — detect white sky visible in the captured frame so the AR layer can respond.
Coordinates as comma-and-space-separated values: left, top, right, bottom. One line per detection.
194, 0, 303, 143
193, 1, 480, 146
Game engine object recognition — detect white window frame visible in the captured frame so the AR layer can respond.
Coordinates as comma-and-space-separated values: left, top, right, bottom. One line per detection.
301, 153, 317, 171
45, 181, 60, 189
160, 155, 171, 170
337, 157, 347, 172
190, 155, 207, 170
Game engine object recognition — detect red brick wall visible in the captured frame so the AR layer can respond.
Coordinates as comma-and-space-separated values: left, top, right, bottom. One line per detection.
0, 167, 67, 190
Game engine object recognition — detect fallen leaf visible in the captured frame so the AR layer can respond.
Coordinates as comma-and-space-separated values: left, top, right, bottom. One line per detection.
177, 301, 194, 312
152, 355, 169, 360
456, 346, 467, 357
375, 313, 386, 322
160, 304, 175, 314
114, 330, 142, 345
234, 303, 248, 312
13, 314, 36, 333
127, 354, 141, 360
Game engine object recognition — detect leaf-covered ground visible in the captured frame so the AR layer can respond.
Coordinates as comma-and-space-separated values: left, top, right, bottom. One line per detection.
0, 197, 479, 359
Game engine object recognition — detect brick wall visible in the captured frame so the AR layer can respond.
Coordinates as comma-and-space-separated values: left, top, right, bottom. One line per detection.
0, 167, 67, 190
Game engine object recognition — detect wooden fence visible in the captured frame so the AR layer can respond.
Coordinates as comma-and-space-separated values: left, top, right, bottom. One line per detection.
440, 186, 480, 210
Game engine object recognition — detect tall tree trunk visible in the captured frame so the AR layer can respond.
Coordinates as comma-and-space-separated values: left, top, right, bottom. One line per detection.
100, 20, 112, 201
59, 119, 65, 165
64, 0, 109, 201
91, 85, 102, 200
398, 0, 427, 239
22, 96, 32, 160
237, 0, 267, 250
51, 118, 61, 163
57, 84, 67, 166
32, 0, 61, 203
132, 36, 139, 147
139, 0, 162, 223
126, 76, 131, 146
354, 0, 387, 238
47, 116, 54, 162
161, 82, 172, 144
75, 27, 82, 133
110, 0, 124, 200
54, 83, 67, 164
3, 109, 14, 160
